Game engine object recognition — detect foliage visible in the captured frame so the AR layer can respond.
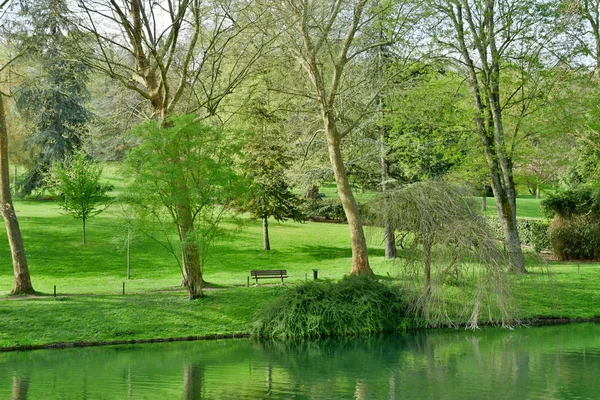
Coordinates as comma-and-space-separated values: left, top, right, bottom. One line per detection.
385, 65, 471, 183
46, 150, 112, 243
549, 215, 600, 260
538, 186, 600, 260
487, 216, 551, 252
12, 0, 91, 195
241, 135, 302, 222
123, 115, 245, 285
371, 181, 513, 328
301, 198, 372, 223
251, 275, 409, 339
541, 186, 600, 218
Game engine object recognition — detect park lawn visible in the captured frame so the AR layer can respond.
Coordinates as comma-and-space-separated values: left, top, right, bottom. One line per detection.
483, 194, 544, 219
0, 197, 598, 349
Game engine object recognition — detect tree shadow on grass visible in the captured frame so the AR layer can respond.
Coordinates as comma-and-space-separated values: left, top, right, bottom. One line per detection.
290, 245, 352, 261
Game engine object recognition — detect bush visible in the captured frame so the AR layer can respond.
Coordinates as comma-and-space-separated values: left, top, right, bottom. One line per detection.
549, 215, 600, 260
251, 275, 410, 339
487, 216, 551, 252
541, 187, 600, 218
300, 198, 371, 223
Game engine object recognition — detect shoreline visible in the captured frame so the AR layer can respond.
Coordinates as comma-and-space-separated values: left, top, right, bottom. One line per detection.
3, 317, 599, 354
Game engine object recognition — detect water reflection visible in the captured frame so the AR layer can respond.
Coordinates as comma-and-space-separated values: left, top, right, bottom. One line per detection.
183, 364, 204, 400
0, 323, 599, 399
11, 375, 29, 400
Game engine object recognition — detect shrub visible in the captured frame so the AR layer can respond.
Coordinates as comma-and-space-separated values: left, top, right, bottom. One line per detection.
300, 198, 371, 223
487, 216, 550, 252
251, 275, 410, 339
549, 215, 600, 260
541, 187, 600, 218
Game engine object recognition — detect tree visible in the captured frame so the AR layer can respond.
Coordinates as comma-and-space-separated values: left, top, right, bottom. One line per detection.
75, 0, 270, 297
0, 92, 34, 295
46, 151, 112, 244
242, 135, 302, 251
372, 181, 511, 327
124, 115, 245, 299
270, 0, 392, 276
427, 0, 556, 273
12, 0, 91, 195
0, 0, 35, 295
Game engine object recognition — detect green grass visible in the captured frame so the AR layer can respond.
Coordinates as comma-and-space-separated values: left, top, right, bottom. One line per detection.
0, 191, 597, 349
483, 194, 544, 219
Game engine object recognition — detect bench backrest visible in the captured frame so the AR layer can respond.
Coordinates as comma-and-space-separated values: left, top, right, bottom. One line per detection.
251, 270, 287, 276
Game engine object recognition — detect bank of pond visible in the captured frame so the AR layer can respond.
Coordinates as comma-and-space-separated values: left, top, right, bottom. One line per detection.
1, 323, 599, 399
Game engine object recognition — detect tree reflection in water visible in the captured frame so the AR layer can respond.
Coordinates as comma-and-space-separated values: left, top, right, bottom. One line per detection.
11, 375, 29, 400
183, 364, 204, 400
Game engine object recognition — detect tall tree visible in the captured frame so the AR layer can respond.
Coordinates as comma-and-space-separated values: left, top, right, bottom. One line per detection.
0, 92, 34, 295
428, 0, 554, 273
13, 0, 91, 195
76, 0, 269, 298
0, 0, 34, 295
271, 0, 393, 275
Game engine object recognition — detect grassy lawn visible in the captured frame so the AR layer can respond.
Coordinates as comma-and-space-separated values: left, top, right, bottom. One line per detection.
483, 194, 544, 219
0, 190, 597, 349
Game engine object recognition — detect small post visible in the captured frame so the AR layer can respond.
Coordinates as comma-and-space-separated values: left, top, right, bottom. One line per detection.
127, 223, 131, 280
247, 276, 250, 288
53, 285, 56, 298
122, 282, 125, 295
312, 269, 319, 280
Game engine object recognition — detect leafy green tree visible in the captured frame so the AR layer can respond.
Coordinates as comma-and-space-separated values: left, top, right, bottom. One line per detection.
13, 0, 91, 195
47, 151, 112, 244
269, 0, 394, 276
385, 65, 471, 183
242, 136, 302, 251
124, 115, 245, 299
427, 0, 559, 273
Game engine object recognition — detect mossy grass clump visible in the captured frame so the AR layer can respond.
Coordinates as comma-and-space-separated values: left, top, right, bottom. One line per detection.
251, 275, 410, 339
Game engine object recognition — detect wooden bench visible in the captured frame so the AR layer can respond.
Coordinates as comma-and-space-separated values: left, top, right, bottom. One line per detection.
250, 270, 288, 285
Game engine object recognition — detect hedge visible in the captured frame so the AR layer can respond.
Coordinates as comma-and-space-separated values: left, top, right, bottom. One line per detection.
487, 216, 551, 253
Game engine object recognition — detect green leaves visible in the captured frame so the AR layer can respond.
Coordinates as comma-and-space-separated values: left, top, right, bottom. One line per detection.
241, 135, 302, 222
46, 150, 112, 243
124, 115, 246, 223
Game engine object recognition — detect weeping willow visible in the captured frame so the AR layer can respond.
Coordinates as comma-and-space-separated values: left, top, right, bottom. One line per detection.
371, 181, 514, 329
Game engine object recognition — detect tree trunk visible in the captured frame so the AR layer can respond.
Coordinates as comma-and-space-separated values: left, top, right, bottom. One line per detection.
381, 129, 396, 259
0, 95, 34, 295
262, 216, 270, 251
82, 216, 86, 244
488, 169, 525, 273
324, 116, 372, 275
424, 240, 432, 296
482, 186, 487, 212
535, 185, 540, 199
177, 202, 204, 299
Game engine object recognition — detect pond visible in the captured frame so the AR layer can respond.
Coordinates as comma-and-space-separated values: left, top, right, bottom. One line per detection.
1, 323, 599, 399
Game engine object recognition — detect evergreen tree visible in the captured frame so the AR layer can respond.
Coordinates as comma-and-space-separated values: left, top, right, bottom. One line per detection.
14, 0, 91, 195
242, 135, 302, 251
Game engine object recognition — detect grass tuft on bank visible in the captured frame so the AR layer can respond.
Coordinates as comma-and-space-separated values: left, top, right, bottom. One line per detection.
251, 275, 410, 339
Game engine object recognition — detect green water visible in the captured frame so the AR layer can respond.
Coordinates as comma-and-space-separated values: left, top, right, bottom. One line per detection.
1, 323, 600, 399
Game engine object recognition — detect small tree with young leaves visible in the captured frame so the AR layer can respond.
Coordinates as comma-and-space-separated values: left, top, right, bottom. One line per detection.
47, 151, 112, 244
242, 136, 303, 251
123, 114, 245, 299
